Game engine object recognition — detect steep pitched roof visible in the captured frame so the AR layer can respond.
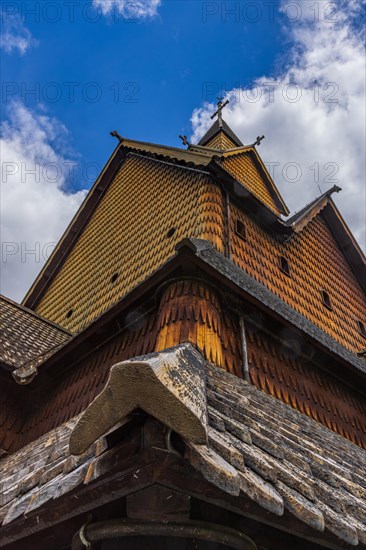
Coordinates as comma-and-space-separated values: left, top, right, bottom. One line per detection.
1, 345, 365, 547
0, 295, 71, 382
286, 186, 366, 293
198, 118, 243, 148
21, 139, 217, 313
21, 139, 288, 320
219, 147, 289, 216
21, 137, 363, 344
286, 185, 342, 229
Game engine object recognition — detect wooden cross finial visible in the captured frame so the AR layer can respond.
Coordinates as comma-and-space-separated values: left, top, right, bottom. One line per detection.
254, 135, 265, 147
211, 98, 229, 127
110, 130, 123, 142
179, 134, 190, 147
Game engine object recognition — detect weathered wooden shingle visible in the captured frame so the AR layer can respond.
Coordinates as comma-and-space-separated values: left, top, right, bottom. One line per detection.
0, 295, 70, 374
0, 345, 365, 547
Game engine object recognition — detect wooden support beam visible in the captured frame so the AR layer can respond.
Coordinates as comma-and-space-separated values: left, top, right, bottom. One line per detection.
0, 444, 353, 550
70, 344, 208, 455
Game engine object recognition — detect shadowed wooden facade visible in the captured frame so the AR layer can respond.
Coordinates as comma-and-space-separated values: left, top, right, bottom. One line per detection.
1, 108, 365, 549
3, 265, 365, 453
229, 202, 366, 353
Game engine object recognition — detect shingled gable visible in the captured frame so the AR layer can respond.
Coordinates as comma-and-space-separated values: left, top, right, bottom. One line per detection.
196, 107, 289, 213
1, 345, 365, 549
198, 118, 244, 148
216, 146, 290, 216
286, 188, 366, 293
21, 136, 289, 321
20, 138, 218, 314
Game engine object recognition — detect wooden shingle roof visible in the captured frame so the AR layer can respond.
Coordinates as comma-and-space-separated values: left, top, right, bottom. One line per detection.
19, 135, 364, 349
179, 239, 366, 375
1, 344, 365, 548
198, 118, 243, 148
0, 295, 70, 382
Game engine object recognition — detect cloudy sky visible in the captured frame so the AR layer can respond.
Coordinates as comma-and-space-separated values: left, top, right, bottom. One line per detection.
1, 0, 365, 302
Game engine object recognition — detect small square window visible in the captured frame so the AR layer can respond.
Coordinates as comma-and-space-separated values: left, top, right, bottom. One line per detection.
321, 290, 332, 311
235, 219, 247, 240
357, 321, 366, 338
279, 256, 290, 276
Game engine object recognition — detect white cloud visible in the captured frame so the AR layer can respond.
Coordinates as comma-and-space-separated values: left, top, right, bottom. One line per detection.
0, 11, 37, 54
0, 102, 87, 302
191, 0, 366, 250
92, 0, 161, 19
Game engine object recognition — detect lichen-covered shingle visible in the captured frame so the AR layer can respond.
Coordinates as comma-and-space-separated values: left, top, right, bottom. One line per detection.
1, 345, 365, 547
0, 295, 70, 371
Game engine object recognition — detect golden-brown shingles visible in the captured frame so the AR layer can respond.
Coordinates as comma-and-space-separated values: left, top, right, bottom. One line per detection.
230, 204, 366, 353
36, 155, 225, 332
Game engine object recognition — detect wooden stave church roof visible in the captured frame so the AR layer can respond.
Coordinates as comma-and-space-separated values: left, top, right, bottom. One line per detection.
1, 118, 364, 393
20, 129, 292, 316
0, 116, 365, 544
1, 237, 364, 454
0, 344, 365, 548
21, 119, 365, 308
198, 117, 243, 149
18, 131, 366, 344
0, 118, 364, 434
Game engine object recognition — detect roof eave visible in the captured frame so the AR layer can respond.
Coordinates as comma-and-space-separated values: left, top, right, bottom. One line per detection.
28, 239, 366, 386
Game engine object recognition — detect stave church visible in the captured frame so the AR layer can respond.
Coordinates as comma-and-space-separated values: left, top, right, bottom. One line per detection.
1, 100, 366, 549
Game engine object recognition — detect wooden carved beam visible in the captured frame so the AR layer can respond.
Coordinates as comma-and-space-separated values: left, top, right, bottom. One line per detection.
69, 343, 208, 455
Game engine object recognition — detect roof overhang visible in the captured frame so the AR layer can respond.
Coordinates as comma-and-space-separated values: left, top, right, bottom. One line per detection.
1, 344, 365, 549
26, 239, 366, 389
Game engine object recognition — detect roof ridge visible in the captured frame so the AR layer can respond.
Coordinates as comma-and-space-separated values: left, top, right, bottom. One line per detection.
286, 185, 342, 227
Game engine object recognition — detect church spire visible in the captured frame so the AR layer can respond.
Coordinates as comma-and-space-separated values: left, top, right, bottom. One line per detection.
198, 98, 243, 150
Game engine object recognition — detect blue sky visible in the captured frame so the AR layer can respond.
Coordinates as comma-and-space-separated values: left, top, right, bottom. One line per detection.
1, 0, 365, 300
2, 0, 288, 183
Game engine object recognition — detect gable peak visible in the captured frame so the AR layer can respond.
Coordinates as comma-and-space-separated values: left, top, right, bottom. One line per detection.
198, 118, 243, 149
197, 99, 243, 150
